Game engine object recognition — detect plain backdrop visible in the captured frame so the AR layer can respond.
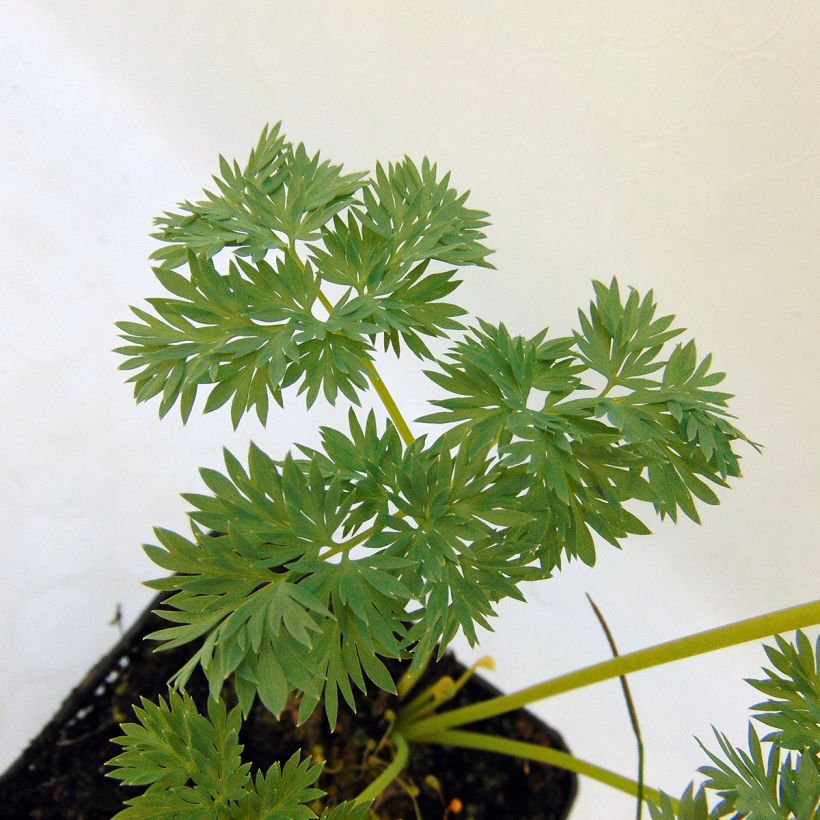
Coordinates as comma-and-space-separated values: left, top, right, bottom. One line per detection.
2, 3, 819, 817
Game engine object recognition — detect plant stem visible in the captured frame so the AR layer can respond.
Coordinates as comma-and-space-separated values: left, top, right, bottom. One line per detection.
287, 244, 416, 446
320, 525, 376, 561
315, 288, 337, 315
586, 594, 645, 820
599, 376, 617, 398
398, 654, 494, 709
363, 360, 415, 446
399, 675, 455, 722
320, 512, 409, 562
354, 732, 409, 805
401, 599, 820, 739
315, 286, 415, 446
411, 730, 676, 812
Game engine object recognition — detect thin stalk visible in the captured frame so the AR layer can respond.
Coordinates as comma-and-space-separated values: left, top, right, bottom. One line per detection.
599, 376, 617, 398
586, 594, 644, 820
401, 599, 820, 739
316, 288, 336, 314
399, 676, 455, 723
399, 654, 494, 709
363, 360, 415, 446
320, 510, 409, 564
315, 286, 415, 446
354, 732, 409, 805
290, 246, 416, 447
412, 730, 676, 812
320, 525, 377, 561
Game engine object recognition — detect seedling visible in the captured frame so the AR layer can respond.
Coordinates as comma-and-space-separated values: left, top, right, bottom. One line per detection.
108, 123, 819, 818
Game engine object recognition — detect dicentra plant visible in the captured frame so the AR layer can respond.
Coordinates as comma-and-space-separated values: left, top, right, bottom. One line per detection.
108, 123, 819, 818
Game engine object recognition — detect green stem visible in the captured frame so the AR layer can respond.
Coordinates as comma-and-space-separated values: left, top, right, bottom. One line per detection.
399, 675, 455, 722
320, 512, 408, 562
402, 599, 820, 739
636, 743, 645, 820
289, 246, 416, 447
398, 653, 494, 709
315, 287, 415, 446
412, 730, 676, 812
316, 289, 334, 314
363, 360, 415, 446
320, 525, 376, 561
354, 732, 409, 805
599, 376, 617, 398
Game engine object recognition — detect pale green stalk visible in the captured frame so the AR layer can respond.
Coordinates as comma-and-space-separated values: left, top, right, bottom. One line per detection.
401, 600, 820, 738
354, 732, 409, 805
314, 288, 415, 446
411, 730, 677, 812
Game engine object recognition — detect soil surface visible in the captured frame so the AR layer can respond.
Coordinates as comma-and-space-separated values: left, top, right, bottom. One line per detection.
0, 594, 576, 819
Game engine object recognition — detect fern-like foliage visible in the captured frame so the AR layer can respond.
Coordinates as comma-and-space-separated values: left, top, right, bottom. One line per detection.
420, 279, 755, 569
107, 691, 365, 819
116, 125, 493, 424
151, 123, 366, 268
697, 726, 818, 818
116, 125, 765, 814
650, 631, 820, 819
145, 410, 545, 725
649, 785, 712, 820
138, 272, 754, 724
748, 631, 820, 755
116, 250, 373, 424
311, 157, 494, 359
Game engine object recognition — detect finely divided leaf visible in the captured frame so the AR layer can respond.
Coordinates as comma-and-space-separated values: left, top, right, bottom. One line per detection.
108, 697, 356, 819
152, 123, 365, 268
310, 157, 494, 358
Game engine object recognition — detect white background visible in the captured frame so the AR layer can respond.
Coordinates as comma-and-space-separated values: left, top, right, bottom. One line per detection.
2, 3, 819, 817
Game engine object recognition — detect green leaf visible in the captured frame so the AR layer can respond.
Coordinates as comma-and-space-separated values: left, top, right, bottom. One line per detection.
309, 157, 493, 358
233, 752, 326, 819
573, 278, 683, 384
359, 156, 493, 270
747, 631, 820, 754
118, 123, 379, 424
320, 803, 371, 820
144, 430, 411, 721
107, 692, 250, 817
663, 633, 820, 818
116, 251, 374, 422
695, 724, 819, 818
108, 695, 353, 819
647, 784, 710, 820
420, 279, 753, 571
151, 123, 365, 269
418, 320, 581, 450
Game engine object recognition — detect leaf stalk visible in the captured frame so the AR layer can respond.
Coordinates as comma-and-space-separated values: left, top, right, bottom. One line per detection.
354, 731, 409, 805
401, 600, 820, 739
410, 729, 676, 812
315, 279, 415, 446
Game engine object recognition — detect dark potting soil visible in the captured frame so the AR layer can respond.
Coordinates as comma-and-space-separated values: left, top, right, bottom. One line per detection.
0, 594, 576, 819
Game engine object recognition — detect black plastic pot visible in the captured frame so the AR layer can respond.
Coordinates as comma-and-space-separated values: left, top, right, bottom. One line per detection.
0, 595, 577, 818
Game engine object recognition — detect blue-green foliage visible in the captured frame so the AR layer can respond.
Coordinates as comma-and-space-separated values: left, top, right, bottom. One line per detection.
117, 124, 755, 728
421, 280, 756, 569
116, 125, 492, 424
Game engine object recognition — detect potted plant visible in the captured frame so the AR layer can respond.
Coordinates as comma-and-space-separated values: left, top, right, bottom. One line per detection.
2, 122, 817, 818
